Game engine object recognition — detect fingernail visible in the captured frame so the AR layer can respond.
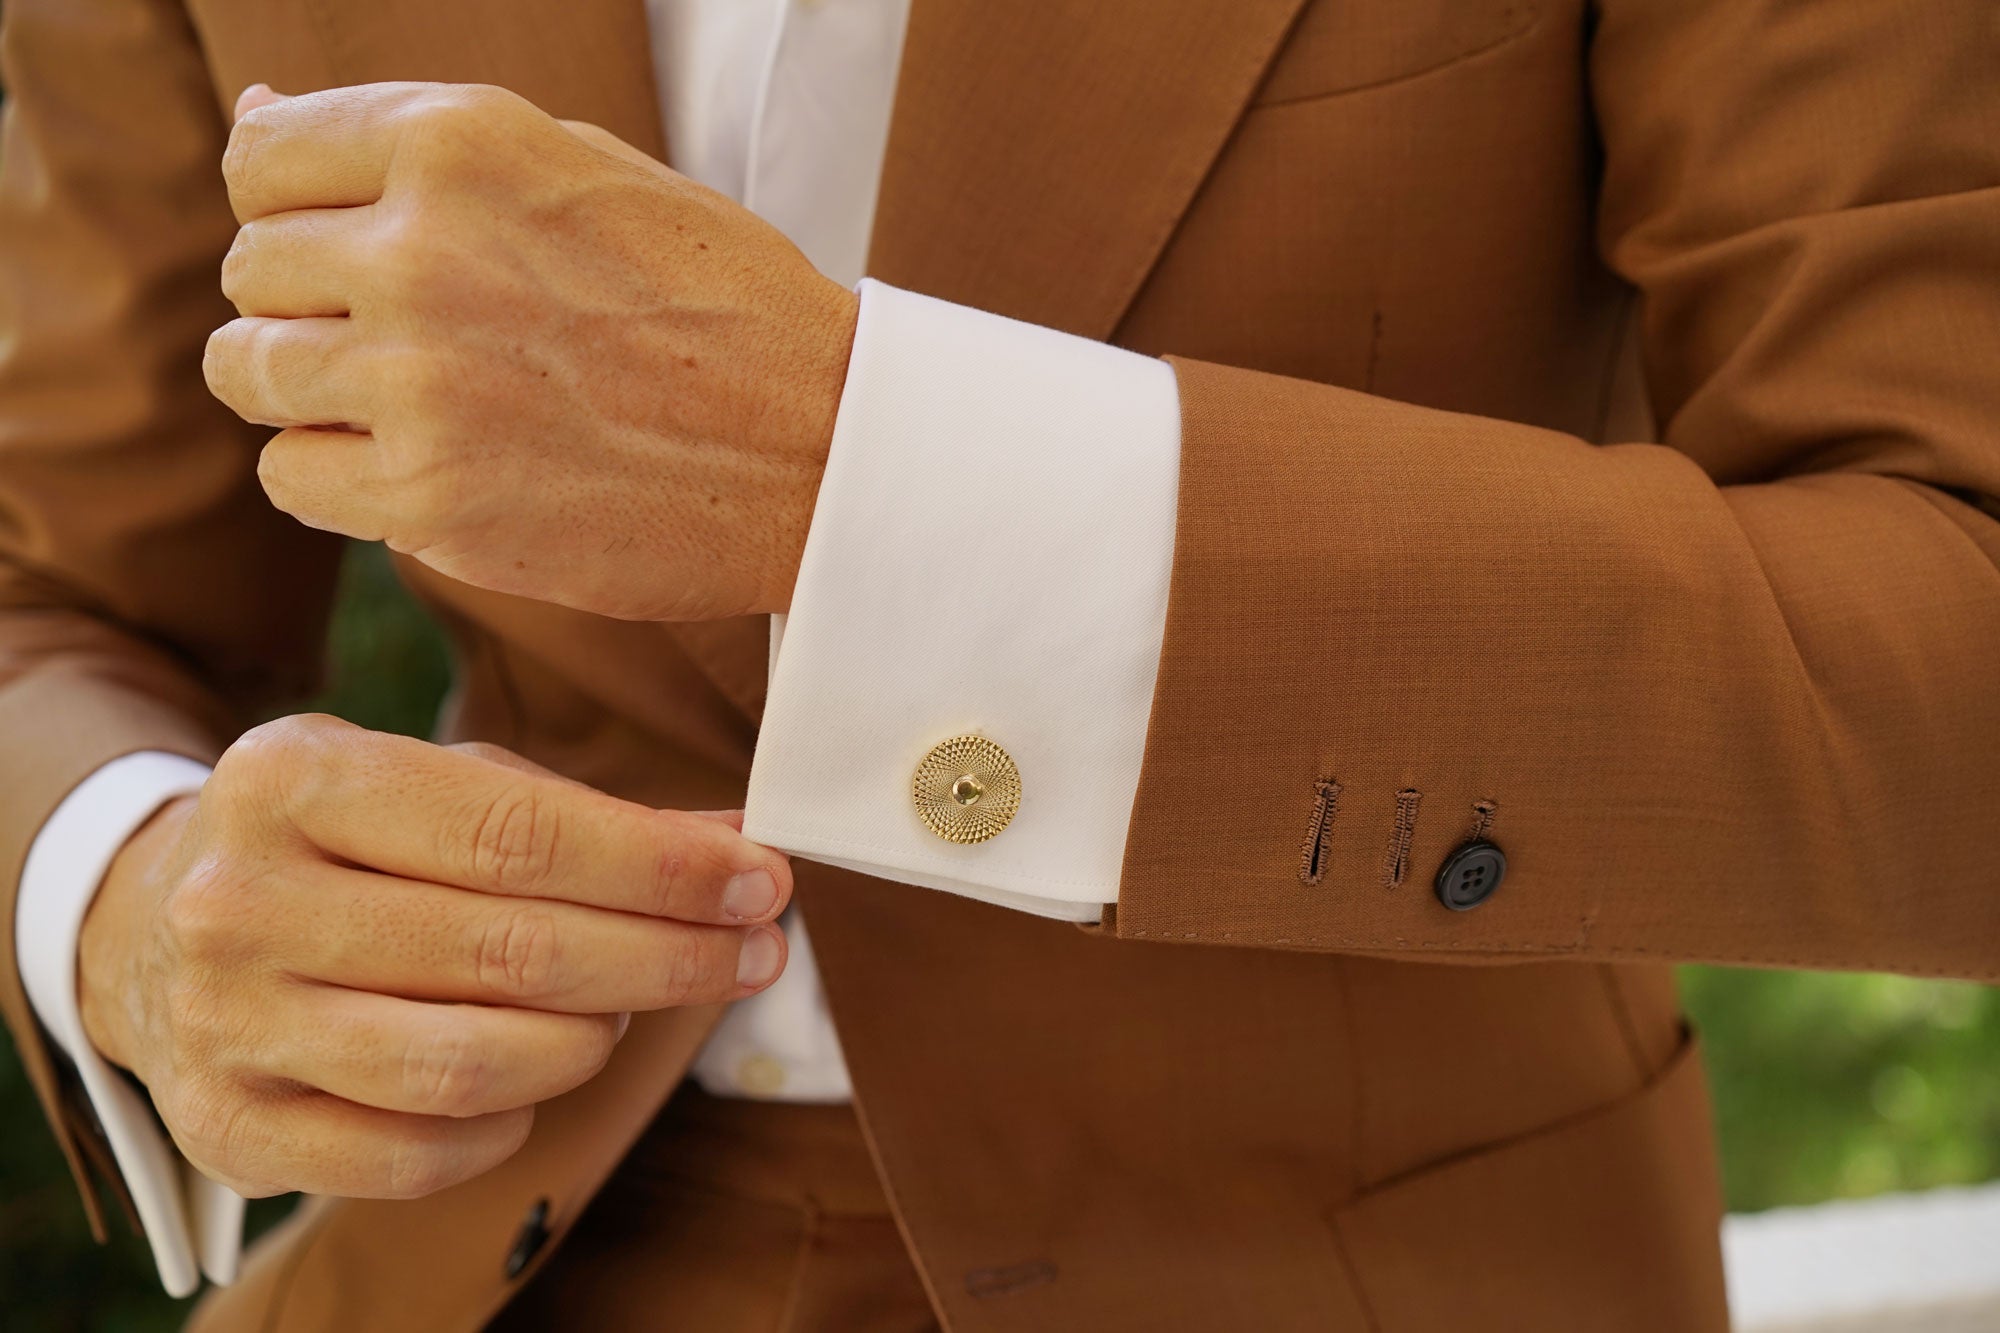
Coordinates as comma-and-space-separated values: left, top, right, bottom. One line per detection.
615, 1012, 632, 1041
736, 926, 783, 989
723, 869, 779, 920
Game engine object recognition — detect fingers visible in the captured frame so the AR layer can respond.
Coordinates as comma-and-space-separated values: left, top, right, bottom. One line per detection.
206, 316, 377, 429
223, 207, 376, 317
187, 1087, 535, 1201
224, 83, 423, 221
224, 82, 532, 222
261, 984, 621, 1118
231, 717, 792, 924
280, 864, 786, 1011
256, 425, 392, 540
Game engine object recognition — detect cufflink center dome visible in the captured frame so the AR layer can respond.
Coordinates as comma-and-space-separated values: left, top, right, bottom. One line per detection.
913, 736, 1020, 843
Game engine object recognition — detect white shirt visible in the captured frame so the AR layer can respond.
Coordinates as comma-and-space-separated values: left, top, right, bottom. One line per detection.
13, 0, 1180, 1296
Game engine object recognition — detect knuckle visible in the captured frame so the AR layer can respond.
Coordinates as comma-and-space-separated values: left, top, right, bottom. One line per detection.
214, 726, 276, 788
373, 209, 434, 286
175, 1080, 235, 1150
159, 863, 249, 962
160, 960, 269, 1079
226, 713, 345, 773
220, 118, 270, 200
381, 1134, 454, 1200
474, 906, 561, 999
254, 437, 297, 511
203, 322, 243, 397
210, 330, 276, 424
159, 975, 219, 1052
648, 936, 705, 1006
216, 715, 342, 822
441, 83, 526, 123
175, 1079, 275, 1192
401, 86, 517, 170
217, 718, 287, 778
287, 711, 351, 743
579, 1015, 620, 1077
219, 228, 257, 306
400, 1021, 488, 1118
465, 788, 559, 893
447, 741, 511, 765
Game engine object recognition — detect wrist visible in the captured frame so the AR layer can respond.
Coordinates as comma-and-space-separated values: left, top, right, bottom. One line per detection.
78, 795, 195, 1075
764, 281, 858, 614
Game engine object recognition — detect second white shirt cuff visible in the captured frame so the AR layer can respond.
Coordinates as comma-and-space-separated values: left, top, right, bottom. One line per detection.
745, 280, 1181, 920
16, 751, 244, 1297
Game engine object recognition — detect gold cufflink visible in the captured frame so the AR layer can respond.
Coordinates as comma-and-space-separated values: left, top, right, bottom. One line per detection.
913, 735, 1020, 844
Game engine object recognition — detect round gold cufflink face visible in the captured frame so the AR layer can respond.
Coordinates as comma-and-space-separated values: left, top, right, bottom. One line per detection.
913, 735, 1020, 844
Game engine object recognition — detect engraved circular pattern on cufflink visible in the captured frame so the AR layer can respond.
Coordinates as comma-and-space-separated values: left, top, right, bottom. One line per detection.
913, 735, 1020, 844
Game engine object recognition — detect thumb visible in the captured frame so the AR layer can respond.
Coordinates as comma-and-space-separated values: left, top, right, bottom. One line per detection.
234, 83, 290, 123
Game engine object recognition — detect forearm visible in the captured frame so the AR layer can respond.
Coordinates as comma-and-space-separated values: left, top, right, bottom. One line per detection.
1111, 356, 2000, 977
1101, 0, 2000, 973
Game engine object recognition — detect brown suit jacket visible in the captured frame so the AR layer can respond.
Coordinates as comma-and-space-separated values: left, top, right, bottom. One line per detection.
3, 0, 1996, 1328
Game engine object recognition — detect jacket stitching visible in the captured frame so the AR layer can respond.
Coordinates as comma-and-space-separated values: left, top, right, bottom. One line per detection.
1381, 789, 1422, 889
1466, 798, 1498, 842
1249, 4, 1546, 111
1297, 778, 1342, 885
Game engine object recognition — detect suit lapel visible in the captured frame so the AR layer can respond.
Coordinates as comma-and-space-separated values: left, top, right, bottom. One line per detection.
869, 0, 1310, 340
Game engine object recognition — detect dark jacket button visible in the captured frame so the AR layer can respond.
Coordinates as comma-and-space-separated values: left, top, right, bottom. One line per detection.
504, 1198, 552, 1279
1435, 840, 1505, 911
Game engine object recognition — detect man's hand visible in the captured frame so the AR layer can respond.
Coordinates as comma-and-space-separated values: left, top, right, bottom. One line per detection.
203, 82, 859, 622
76, 715, 791, 1200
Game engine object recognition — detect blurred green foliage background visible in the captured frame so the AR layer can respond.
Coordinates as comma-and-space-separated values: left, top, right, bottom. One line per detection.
4, 544, 1998, 1330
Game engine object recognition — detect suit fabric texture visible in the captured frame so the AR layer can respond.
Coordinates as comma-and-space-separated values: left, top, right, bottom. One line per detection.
2, 0, 1997, 1329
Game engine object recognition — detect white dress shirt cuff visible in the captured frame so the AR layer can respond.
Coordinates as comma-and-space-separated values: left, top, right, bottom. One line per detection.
746, 279, 1180, 921
16, 752, 244, 1296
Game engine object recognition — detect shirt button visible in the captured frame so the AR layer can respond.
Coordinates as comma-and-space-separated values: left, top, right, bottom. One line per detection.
913, 735, 1021, 843
1435, 840, 1506, 911
735, 1053, 789, 1096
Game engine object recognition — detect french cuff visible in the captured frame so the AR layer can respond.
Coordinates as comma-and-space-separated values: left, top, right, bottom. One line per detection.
16, 752, 245, 1296
745, 279, 1180, 922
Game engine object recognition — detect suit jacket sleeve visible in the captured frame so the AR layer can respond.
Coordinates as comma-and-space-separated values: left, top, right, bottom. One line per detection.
1110, 0, 2000, 980
0, 0, 343, 1233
